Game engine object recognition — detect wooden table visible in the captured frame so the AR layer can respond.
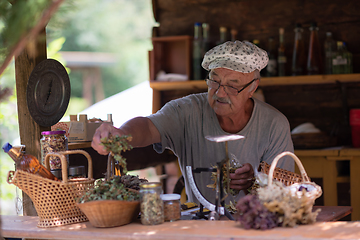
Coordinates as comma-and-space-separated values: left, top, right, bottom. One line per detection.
295, 148, 360, 221
1, 206, 354, 240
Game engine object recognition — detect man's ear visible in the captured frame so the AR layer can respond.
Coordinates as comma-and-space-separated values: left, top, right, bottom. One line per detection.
248, 79, 259, 98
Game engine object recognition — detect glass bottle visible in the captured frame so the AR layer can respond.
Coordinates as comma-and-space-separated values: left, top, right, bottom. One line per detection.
192, 22, 202, 80
343, 42, 353, 74
140, 182, 164, 225
324, 32, 336, 74
307, 22, 323, 75
332, 41, 346, 74
217, 26, 227, 45
40, 130, 68, 170
230, 29, 238, 41
291, 23, 306, 76
278, 28, 287, 76
266, 37, 277, 77
2, 142, 59, 181
201, 23, 211, 79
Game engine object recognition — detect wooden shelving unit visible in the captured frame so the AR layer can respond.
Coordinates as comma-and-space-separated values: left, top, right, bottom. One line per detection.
150, 73, 360, 91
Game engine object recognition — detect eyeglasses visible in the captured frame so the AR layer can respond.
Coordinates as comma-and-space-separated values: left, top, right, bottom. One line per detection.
206, 78, 258, 96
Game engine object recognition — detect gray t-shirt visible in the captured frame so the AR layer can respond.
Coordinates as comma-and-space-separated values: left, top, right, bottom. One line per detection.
148, 92, 294, 204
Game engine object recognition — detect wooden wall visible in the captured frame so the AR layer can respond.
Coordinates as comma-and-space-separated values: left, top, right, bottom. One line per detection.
151, 0, 360, 147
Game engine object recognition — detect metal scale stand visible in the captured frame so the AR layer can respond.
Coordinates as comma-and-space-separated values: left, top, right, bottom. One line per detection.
186, 134, 244, 221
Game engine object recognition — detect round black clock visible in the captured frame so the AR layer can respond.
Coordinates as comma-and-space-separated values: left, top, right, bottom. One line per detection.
26, 59, 71, 127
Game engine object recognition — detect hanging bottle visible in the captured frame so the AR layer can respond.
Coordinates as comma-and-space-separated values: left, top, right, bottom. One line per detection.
278, 28, 286, 76
324, 32, 336, 74
2, 142, 59, 181
291, 23, 306, 76
201, 23, 211, 79
192, 22, 202, 80
266, 37, 277, 77
307, 22, 323, 75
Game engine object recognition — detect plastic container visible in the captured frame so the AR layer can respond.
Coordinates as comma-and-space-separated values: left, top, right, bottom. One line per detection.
349, 109, 360, 148
40, 131, 68, 170
160, 193, 181, 222
139, 182, 164, 225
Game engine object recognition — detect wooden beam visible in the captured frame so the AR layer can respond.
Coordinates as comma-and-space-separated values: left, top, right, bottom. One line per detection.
14, 28, 49, 217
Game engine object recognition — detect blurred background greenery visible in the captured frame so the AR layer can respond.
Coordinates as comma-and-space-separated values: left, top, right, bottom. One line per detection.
0, 0, 156, 215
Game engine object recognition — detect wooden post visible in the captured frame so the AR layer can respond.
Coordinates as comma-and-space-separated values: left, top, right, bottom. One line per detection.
14, 28, 49, 216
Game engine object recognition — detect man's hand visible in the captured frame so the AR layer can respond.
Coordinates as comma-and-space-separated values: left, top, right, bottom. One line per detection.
91, 122, 124, 155
229, 163, 255, 193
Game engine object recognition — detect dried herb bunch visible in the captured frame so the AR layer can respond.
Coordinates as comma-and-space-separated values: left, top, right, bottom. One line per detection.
100, 134, 133, 174
78, 177, 140, 203
112, 175, 148, 191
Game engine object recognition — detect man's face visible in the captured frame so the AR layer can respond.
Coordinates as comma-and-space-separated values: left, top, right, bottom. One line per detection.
207, 68, 256, 117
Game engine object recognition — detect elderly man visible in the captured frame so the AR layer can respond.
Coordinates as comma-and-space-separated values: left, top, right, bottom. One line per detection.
92, 40, 294, 203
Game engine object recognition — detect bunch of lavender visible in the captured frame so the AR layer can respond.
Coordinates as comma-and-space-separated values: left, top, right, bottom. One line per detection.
235, 194, 281, 230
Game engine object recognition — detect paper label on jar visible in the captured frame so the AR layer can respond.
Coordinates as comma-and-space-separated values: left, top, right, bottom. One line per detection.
69, 122, 85, 133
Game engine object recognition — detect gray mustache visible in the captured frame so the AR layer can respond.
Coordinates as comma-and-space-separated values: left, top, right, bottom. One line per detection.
212, 94, 231, 104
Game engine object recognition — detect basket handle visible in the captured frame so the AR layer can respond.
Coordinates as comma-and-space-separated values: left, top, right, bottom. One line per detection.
7, 170, 15, 184
267, 151, 310, 186
44, 150, 93, 183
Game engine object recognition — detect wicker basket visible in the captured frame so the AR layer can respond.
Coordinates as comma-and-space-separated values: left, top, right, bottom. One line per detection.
77, 199, 140, 228
7, 150, 95, 228
259, 161, 309, 186
266, 151, 322, 201
76, 153, 140, 228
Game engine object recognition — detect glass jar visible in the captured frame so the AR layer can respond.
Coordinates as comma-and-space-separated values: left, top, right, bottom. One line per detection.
160, 194, 181, 222
40, 130, 68, 170
139, 182, 164, 225
68, 166, 86, 180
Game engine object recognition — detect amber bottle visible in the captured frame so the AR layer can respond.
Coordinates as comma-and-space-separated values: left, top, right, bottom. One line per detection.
307, 22, 323, 75
3, 142, 59, 181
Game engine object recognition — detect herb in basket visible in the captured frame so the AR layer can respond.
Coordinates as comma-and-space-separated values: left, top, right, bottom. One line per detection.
78, 177, 141, 203
100, 134, 133, 174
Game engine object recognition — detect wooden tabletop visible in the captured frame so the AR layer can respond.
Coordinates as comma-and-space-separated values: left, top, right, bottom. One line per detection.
1, 206, 355, 240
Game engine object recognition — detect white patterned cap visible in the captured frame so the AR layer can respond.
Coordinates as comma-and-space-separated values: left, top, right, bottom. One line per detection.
202, 40, 269, 73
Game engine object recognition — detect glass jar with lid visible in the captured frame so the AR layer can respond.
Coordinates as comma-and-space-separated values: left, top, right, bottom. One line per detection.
139, 182, 164, 225
40, 130, 68, 170
160, 193, 181, 222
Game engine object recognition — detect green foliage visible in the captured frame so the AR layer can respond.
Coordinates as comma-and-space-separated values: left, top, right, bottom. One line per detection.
100, 135, 133, 174
0, 0, 54, 63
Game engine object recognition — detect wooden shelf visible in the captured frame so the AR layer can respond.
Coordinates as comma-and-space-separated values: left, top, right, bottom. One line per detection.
150, 73, 360, 91
68, 141, 91, 150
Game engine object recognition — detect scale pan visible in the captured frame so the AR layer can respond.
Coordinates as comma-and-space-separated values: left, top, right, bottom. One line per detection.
205, 134, 244, 142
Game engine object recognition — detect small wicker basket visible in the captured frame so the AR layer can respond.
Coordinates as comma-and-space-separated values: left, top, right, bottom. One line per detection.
77, 199, 140, 228
7, 150, 95, 228
266, 151, 322, 201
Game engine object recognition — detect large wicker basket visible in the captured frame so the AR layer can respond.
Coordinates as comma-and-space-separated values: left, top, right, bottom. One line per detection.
7, 150, 95, 228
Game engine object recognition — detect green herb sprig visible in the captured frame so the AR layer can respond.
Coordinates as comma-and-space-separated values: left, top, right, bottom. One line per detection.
100, 134, 133, 174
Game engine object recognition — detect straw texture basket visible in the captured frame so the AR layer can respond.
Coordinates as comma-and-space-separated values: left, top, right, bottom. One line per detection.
266, 151, 322, 201
77, 199, 140, 228
7, 150, 95, 228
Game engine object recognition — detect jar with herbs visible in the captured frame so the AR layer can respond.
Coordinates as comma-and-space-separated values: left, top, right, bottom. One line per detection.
40, 130, 68, 170
160, 193, 181, 222
139, 182, 164, 225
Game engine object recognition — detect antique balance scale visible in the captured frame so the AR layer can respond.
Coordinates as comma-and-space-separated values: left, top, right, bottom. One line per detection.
186, 134, 244, 221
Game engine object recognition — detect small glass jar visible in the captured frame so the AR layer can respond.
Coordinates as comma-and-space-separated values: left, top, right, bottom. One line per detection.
40, 130, 68, 170
139, 182, 164, 225
160, 193, 181, 222
68, 166, 86, 180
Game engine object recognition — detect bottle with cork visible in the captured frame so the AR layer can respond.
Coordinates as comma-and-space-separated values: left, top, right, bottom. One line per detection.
2, 142, 59, 181
291, 23, 306, 76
